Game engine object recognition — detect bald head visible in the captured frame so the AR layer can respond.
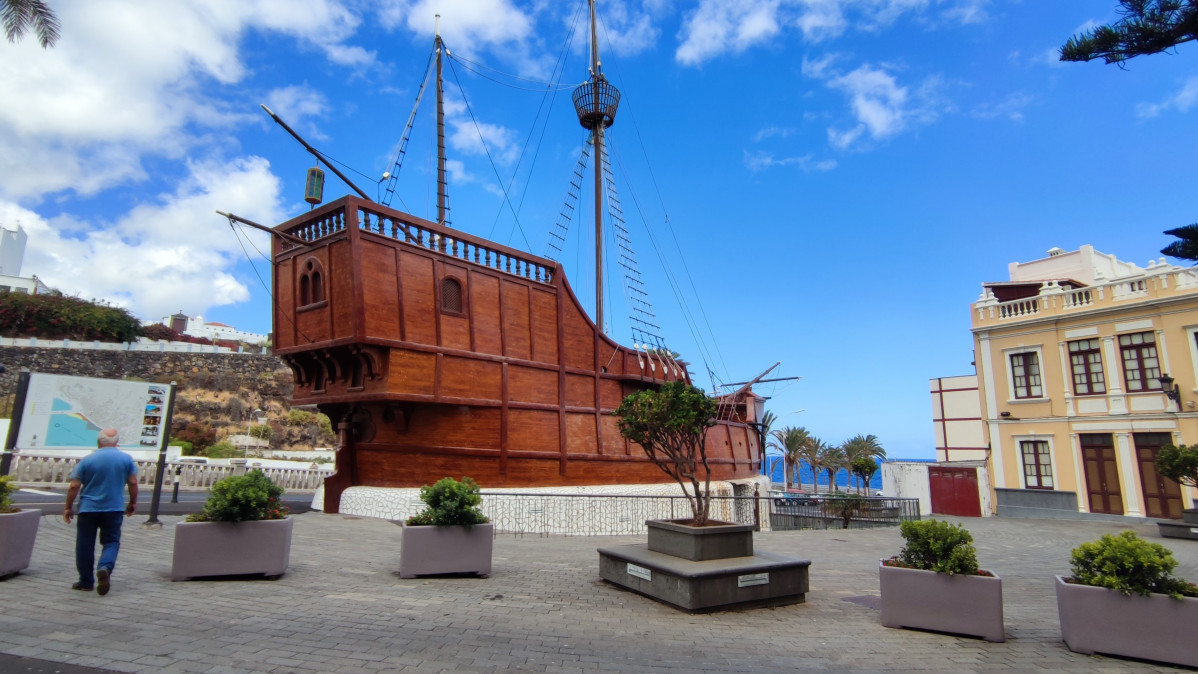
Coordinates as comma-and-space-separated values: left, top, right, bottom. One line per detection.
97, 429, 120, 448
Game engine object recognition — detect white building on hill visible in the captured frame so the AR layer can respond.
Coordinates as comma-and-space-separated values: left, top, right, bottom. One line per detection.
0, 224, 50, 295
162, 311, 268, 345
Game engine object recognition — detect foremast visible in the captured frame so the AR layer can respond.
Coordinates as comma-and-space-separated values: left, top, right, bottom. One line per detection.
572, 0, 620, 335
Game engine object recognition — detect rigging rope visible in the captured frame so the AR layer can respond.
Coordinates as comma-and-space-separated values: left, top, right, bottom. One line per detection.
443, 53, 532, 252
591, 11, 732, 391
484, 0, 584, 244
598, 137, 665, 351
380, 47, 435, 210
224, 218, 315, 345
449, 52, 585, 92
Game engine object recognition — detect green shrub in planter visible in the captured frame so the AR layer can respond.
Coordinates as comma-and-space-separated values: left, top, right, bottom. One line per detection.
406, 477, 488, 526
1069, 531, 1198, 599
0, 475, 18, 513
885, 519, 980, 576
187, 470, 289, 523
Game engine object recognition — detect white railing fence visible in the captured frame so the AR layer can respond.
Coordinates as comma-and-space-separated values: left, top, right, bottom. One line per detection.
8, 454, 331, 491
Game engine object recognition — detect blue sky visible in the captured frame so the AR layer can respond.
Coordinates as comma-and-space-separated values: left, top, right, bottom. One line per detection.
2, 0, 1196, 460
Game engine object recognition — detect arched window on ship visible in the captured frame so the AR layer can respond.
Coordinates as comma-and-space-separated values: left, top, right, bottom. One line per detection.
299, 258, 326, 307
441, 277, 463, 314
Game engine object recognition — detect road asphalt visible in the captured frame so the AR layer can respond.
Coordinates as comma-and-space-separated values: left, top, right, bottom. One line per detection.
1, 511, 1195, 673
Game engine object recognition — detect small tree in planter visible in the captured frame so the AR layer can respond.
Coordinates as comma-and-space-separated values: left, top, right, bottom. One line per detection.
1157, 443, 1198, 506
399, 477, 493, 578
879, 519, 1004, 642
0, 475, 41, 578
614, 381, 717, 526
823, 493, 865, 529
1057, 531, 1198, 666
171, 470, 292, 580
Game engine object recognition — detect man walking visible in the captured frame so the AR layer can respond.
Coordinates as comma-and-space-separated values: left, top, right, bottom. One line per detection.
64, 428, 137, 596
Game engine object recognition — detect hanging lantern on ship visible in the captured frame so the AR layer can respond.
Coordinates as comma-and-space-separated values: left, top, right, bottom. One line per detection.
304, 166, 325, 206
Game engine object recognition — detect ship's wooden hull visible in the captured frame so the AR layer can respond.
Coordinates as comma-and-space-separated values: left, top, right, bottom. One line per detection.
271, 196, 761, 512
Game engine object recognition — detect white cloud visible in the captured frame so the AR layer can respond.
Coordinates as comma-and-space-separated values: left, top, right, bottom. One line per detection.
676, 0, 783, 66
449, 120, 519, 165
0, 157, 286, 322
744, 150, 837, 172
264, 85, 332, 139
676, 0, 992, 65
377, 0, 533, 49
1137, 77, 1198, 118
971, 93, 1032, 121
813, 63, 945, 149
596, 0, 661, 57
754, 127, 797, 142
0, 0, 373, 203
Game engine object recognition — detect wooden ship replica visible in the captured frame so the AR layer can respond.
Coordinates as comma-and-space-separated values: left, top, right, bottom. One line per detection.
229, 3, 764, 512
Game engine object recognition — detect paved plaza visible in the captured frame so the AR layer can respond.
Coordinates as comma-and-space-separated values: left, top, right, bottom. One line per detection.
1, 511, 1196, 673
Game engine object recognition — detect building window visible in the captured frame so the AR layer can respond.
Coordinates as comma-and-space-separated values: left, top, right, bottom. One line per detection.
1068, 339, 1106, 395
1010, 352, 1043, 399
1020, 440, 1054, 489
440, 277, 462, 313
1119, 332, 1160, 392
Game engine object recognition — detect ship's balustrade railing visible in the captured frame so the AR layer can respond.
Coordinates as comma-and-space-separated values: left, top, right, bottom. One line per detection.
275, 198, 554, 285
8, 455, 332, 491
283, 205, 348, 242
355, 205, 554, 284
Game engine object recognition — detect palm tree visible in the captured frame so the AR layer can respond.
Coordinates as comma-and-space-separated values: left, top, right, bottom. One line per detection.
841, 434, 887, 493
758, 409, 778, 481
770, 426, 810, 492
819, 444, 846, 492
3, 0, 60, 48
796, 436, 824, 493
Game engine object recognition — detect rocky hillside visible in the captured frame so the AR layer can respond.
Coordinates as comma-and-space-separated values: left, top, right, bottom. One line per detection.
0, 347, 335, 456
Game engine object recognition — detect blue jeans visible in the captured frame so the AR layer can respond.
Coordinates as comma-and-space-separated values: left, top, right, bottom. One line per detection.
76, 511, 124, 586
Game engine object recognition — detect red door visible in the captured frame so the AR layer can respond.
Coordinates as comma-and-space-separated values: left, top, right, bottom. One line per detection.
929, 467, 982, 517
1134, 433, 1184, 519
1080, 433, 1124, 515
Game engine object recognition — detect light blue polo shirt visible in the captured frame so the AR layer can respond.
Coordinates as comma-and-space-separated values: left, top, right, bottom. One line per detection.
69, 447, 137, 513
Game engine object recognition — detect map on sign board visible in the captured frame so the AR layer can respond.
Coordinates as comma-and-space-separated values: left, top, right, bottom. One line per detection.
15, 374, 172, 451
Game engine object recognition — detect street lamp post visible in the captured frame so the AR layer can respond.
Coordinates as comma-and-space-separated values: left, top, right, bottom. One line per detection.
245, 408, 265, 458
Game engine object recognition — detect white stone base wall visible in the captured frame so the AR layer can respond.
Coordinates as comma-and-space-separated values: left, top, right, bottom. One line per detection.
327, 475, 773, 535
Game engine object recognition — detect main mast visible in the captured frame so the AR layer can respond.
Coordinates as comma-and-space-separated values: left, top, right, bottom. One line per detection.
572, 0, 619, 334
435, 15, 448, 226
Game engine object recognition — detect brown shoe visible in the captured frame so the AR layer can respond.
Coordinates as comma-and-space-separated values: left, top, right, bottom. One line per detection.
71, 582, 93, 591
96, 568, 110, 596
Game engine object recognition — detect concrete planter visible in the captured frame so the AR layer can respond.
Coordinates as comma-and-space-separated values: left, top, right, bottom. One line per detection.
879, 563, 1005, 642
1055, 575, 1198, 667
0, 509, 41, 578
171, 517, 293, 581
1157, 512, 1198, 540
646, 519, 754, 561
600, 518, 810, 612
399, 523, 493, 578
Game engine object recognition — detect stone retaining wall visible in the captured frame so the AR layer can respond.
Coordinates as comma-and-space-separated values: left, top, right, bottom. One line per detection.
0, 346, 293, 405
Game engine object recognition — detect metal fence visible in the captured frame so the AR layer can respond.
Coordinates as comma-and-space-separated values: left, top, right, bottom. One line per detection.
476, 492, 763, 537
8, 454, 332, 491
768, 495, 920, 531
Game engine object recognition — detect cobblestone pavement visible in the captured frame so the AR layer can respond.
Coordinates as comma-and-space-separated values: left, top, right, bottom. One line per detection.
2, 512, 1195, 673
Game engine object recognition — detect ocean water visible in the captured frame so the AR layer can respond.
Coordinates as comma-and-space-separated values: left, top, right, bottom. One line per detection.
761, 457, 882, 491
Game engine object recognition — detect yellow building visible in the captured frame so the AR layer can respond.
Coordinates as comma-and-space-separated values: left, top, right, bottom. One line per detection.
973, 245, 1198, 519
